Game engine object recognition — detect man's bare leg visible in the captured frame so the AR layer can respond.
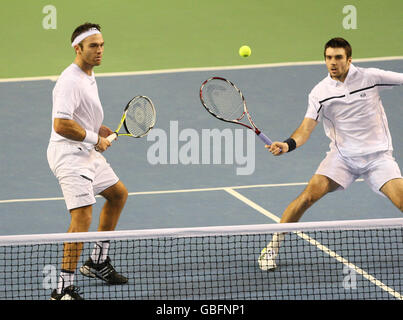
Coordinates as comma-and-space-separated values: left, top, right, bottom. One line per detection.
258, 175, 340, 270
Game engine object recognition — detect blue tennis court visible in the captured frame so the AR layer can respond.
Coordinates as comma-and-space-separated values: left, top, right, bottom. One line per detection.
0, 60, 402, 300
1, 59, 402, 235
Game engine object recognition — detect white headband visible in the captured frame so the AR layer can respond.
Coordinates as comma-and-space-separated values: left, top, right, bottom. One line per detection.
71, 28, 101, 47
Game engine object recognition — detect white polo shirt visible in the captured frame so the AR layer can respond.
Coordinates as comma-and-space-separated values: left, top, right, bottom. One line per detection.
50, 63, 104, 150
305, 64, 403, 157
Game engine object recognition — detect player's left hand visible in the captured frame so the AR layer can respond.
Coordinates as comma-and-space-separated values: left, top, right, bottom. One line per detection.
99, 125, 115, 139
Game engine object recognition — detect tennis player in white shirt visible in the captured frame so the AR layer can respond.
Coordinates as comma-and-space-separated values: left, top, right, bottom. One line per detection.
47, 23, 128, 299
259, 37, 403, 270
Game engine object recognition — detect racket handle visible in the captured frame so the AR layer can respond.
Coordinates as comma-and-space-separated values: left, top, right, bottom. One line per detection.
106, 133, 117, 143
257, 132, 273, 146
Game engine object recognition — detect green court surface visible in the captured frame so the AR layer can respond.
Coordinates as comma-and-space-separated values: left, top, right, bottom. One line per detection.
1, 0, 402, 79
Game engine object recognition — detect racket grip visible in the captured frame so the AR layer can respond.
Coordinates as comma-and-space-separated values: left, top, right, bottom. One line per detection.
106, 133, 117, 143
257, 132, 273, 146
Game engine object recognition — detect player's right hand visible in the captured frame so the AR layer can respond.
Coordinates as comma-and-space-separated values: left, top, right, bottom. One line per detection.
265, 142, 288, 156
95, 136, 111, 152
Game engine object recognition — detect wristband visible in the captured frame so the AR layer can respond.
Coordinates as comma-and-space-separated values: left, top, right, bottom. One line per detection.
283, 138, 296, 152
83, 130, 99, 145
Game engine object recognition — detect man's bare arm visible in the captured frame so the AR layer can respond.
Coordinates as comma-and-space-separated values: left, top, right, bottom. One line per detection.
266, 118, 318, 156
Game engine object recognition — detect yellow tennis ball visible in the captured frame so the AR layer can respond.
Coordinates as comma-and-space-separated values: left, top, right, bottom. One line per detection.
239, 45, 251, 57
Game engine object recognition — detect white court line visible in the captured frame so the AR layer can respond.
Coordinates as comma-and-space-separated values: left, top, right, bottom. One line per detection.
223, 187, 403, 300
0, 181, 307, 204
0, 56, 402, 83
0, 179, 365, 204
223, 187, 280, 223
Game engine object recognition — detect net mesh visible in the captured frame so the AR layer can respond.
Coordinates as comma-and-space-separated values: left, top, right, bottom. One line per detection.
1, 218, 402, 300
125, 96, 155, 137
201, 79, 245, 121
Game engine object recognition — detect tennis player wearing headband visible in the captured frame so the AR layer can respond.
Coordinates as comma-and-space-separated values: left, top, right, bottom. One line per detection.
47, 23, 128, 300
259, 37, 403, 270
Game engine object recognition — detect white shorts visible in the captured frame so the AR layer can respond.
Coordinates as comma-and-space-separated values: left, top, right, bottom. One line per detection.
316, 149, 402, 196
47, 142, 119, 210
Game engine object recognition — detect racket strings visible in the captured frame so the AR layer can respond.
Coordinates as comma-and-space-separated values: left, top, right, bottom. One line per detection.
125, 98, 155, 137
202, 80, 244, 121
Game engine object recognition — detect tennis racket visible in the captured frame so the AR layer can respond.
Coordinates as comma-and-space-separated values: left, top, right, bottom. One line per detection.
107, 95, 156, 143
199, 77, 273, 146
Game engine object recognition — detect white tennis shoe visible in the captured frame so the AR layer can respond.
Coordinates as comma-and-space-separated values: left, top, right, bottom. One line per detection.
258, 246, 278, 270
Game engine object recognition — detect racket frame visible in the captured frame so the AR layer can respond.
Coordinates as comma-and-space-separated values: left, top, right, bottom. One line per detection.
199, 77, 272, 145
107, 95, 156, 142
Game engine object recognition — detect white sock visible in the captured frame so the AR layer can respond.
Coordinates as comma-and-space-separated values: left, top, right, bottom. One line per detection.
91, 241, 110, 264
57, 270, 75, 294
268, 232, 286, 254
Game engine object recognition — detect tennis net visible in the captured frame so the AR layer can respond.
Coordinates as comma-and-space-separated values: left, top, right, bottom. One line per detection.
0, 218, 402, 300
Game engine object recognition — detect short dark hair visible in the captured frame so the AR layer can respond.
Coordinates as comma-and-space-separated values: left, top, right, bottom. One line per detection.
71, 22, 101, 47
324, 37, 352, 58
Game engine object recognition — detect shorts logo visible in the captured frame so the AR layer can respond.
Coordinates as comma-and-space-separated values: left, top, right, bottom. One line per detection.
75, 193, 89, 198
360, 93, 366, 98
